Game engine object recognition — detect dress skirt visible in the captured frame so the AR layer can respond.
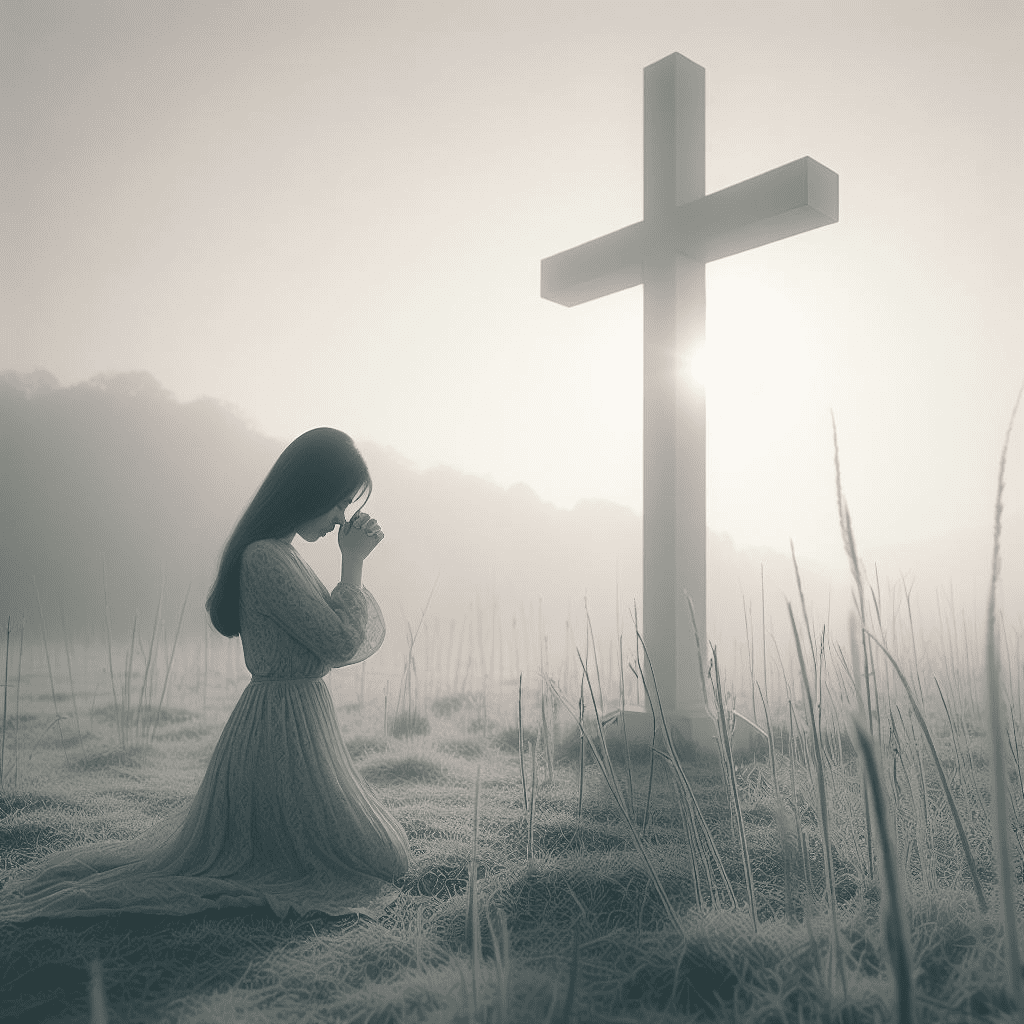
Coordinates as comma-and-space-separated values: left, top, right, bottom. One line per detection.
0, 677, 410, 922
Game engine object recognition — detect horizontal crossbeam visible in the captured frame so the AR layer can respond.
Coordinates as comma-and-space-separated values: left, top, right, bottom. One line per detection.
541, 156, 839, 307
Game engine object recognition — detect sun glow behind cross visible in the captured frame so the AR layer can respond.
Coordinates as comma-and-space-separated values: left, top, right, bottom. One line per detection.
700, 267, 835, 545
682, 344, 713, 391
544, 265, 831, 551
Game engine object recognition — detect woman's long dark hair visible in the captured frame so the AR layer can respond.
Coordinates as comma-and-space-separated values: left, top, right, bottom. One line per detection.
206, 428, 371, 637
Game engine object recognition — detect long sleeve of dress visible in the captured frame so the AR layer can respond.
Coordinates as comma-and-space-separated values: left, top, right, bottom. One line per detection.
326, 582, 386, 667
239, 540, 386, 677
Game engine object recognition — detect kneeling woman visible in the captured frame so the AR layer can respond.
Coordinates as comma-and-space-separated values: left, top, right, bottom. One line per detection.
1, 428, 410, 921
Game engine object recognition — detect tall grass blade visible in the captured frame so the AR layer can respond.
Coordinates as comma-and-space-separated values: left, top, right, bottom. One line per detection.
833, 413, 876, 739
149, 584, 191, 743
761, 564, 768, 726
758, 679, 794, 924
849, 612, 875, 880
483, 902, 510, 1024
403, 570, 440, 714
788, 600, 847, 1001
852, 715, 916, 1024
33, 577, 70, 767
518, 673, 527, 813
122, 612, 138, 751
632, 622, 737, 910
985, 381, 1024, 1013
101, 557, 121, 737
14, 617, 23, 790
631, 612, 658, 836
89, 958, 110, 1024
466, 764, 482, 1019
709, 644, 758, 932
57, 593, 84, 748
541, 685, 554, 785
547, 670, 687, 934
618, 633, 635, 819
2, 617, 9, 788
631, 659, 704, 907
864, 630, 987, 912
577, 672, 585, 820
528, 740, 537, 864
790, 541, 819, 694
641, 678, 656, 836
584, 602, 606, 712
559, 925, 580, 1024
137, 582, 164, 742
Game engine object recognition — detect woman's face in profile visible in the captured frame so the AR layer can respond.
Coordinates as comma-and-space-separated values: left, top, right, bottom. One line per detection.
295, 494, 357, 543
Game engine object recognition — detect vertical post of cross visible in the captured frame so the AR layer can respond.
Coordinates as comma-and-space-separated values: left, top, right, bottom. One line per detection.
641, 55, 709, 727
540, 52, 838, 751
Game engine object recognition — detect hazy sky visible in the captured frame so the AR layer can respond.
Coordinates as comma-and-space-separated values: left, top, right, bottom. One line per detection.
5, 1, 1022, 571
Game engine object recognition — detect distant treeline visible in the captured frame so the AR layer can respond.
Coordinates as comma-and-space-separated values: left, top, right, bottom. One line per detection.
0, 370, 656, 679
8, 368, 1005, 695
1, 371, 276, 641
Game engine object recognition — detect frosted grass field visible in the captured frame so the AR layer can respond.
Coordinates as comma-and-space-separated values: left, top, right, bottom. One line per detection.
1, 596, 1021, 1021
2, 412, 1023, 1023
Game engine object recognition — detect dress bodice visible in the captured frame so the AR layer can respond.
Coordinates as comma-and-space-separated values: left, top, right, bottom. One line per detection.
238, 539, 385, 679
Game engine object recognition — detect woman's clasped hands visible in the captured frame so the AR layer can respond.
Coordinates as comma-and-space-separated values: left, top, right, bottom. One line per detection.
339, 510, 384, 559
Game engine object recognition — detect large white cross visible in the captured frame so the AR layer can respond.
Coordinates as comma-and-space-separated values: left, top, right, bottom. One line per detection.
541, 53, 838, 740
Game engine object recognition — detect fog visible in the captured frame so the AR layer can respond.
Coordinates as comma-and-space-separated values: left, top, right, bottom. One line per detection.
3, 371, 1020, 710
5, 2, 1022, 570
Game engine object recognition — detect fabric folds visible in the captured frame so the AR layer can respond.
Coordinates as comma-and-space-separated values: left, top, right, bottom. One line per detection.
0, 540, 408, 923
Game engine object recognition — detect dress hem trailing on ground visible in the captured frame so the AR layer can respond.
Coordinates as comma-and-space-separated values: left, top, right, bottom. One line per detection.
0, 543, 409, 924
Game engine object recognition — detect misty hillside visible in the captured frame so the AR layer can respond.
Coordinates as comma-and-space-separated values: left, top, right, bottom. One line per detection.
2, 370, 1016, 692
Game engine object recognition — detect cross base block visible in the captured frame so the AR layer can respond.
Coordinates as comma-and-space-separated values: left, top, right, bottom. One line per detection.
599, 707, 764, 761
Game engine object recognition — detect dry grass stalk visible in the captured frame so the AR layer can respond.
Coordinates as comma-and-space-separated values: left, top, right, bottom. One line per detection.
149, 585, 191, 743
528, 740, 537, 864
483, 902, 511, 1024
57, 594, 84, 749
557, 926, 581, 1024
540, 684, 554, 785
633, 624, 737, 912
33, 577, 71, 767
465, 764, 482, 1018
865, 629, 987, 913
631, 600, 658, 837
133, 583, 163, 743
848, 611, 875, 881
518, 673, 527, 813
833, 413, 877, 739
618, 632, 636, 820
709, 644, 758, 932
13, 618, 23, 790
985, 381, 1024, 1014
2, 617, 10, 788
546, 667, 687, 934
585, 606, 606, 714
576, 672, 585, 820
89, 958, 110, 1024
788, 600, 848, 1001
757, 679, 795, 924
121, 612, 138, 749
852, 714, 916, 1024
102, 558, 123, 738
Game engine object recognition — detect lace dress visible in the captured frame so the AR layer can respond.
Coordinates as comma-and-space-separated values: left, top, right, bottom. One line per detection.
0, 539, 410, 922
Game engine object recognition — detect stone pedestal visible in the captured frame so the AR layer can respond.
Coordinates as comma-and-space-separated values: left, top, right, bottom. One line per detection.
598, 706, 763, 760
